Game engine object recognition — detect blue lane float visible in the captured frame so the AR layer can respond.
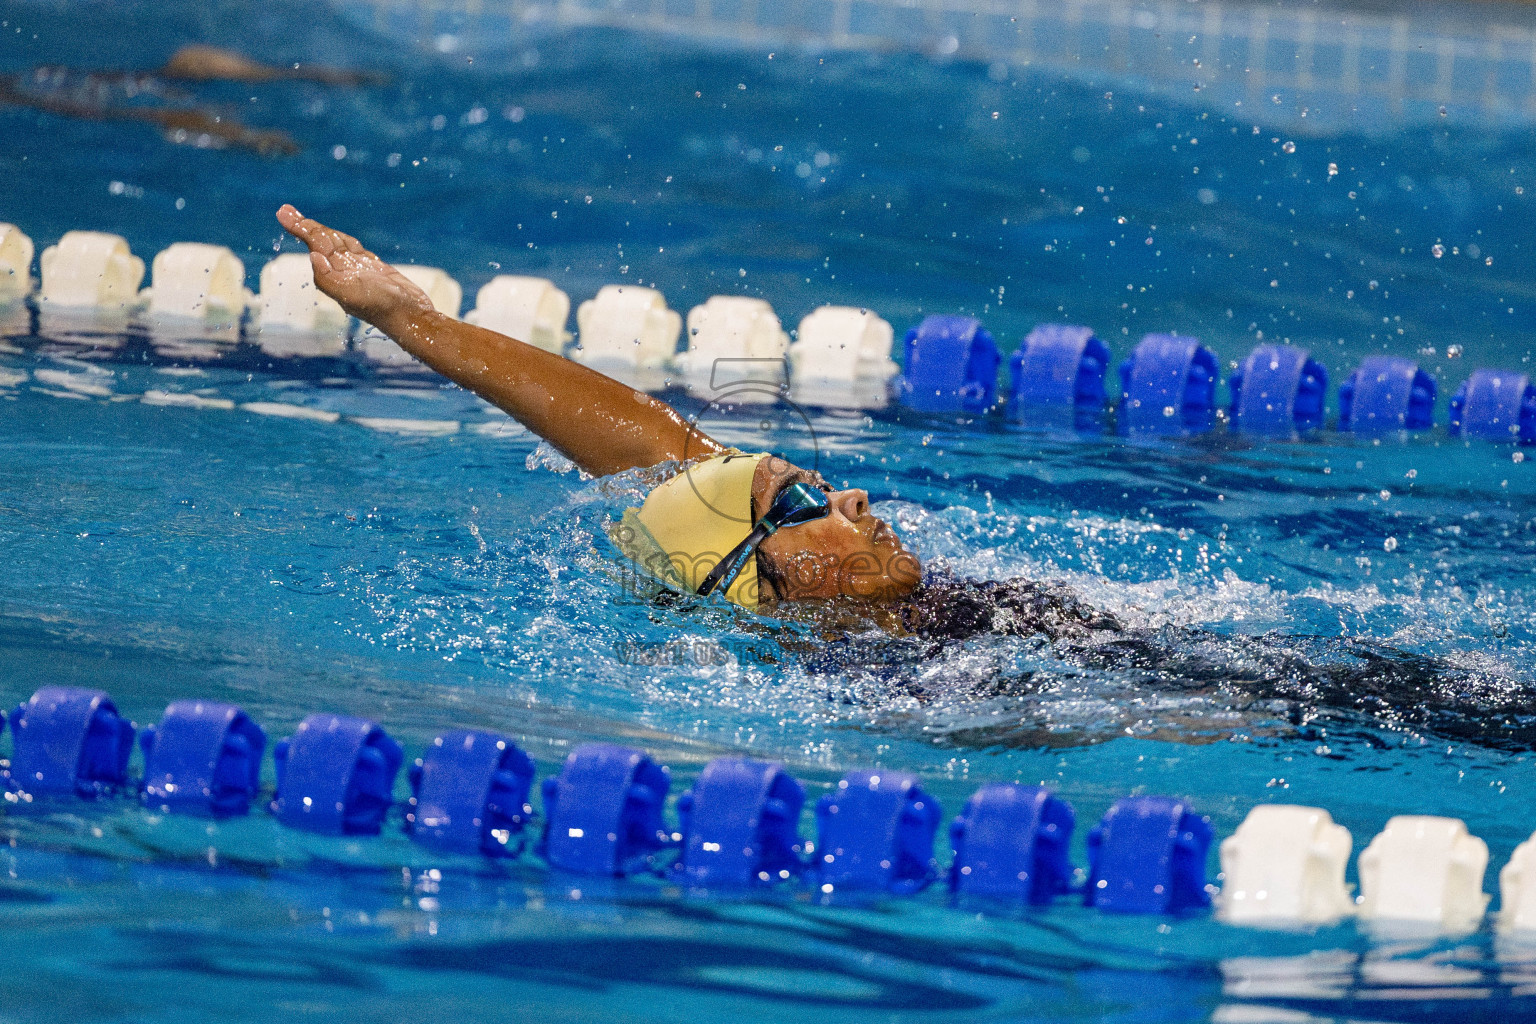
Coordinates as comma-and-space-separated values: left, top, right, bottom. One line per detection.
814, 769, 941, 894
1339, 356, 1436, 433
676, 757, 806, 886
1229, 344, 1329, 435
140, 700, 265, 816
894, 315, 999, 414
1117, 333, 1218, 434
1006, 324, 1111, 429
1086, 795, 1212, 914
3, 686, 135, 799
405, 730, 536, 857
29, 685, 1513, 927
1450, 368, 1536, 444
269, 713, 403, 835
949, 783, 1075, 903
540, 743, 673, 876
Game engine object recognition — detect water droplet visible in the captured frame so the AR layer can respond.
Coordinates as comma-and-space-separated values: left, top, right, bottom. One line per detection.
1432, 244, 1445, 258
1282, 140, 1296, 154
1383, 536, 1398, 552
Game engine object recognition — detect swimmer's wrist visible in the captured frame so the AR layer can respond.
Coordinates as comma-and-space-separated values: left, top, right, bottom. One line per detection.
377, 305, 444, 344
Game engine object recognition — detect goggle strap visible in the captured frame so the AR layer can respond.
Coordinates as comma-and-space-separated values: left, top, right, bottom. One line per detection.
696, 521, 773, 598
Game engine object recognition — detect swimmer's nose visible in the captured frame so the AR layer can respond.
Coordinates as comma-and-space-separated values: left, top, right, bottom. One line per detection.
832, 488, 870, 521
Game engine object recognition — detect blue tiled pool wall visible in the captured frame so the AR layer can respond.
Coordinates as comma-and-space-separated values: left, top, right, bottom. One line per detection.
333, 0, 1536, 132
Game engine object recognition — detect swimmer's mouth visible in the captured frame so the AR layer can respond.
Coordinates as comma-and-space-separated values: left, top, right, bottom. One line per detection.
872, 518, 897, 547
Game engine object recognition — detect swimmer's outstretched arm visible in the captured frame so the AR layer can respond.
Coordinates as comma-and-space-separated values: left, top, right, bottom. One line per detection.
278, 205, 724, 477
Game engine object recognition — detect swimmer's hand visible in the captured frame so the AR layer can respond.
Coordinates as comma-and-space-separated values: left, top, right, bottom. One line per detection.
276, 205, 721, 477
276, 205, 434, 332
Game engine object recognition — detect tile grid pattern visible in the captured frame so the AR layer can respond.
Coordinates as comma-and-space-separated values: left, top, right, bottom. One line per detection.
334, 0, 1536, 129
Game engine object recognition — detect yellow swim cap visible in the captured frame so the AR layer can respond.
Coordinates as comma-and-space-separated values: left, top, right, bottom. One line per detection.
611, 451, 769, 609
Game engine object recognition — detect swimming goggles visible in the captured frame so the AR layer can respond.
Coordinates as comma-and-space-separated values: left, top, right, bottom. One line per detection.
696, 481, 831, 599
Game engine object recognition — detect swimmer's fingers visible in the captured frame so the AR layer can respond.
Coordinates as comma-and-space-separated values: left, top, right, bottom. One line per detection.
276, 205, 365, 260
275, 205, 434, 327
276, 203, 312, 241
308, 249, 334, 279
276, 205, 337, 256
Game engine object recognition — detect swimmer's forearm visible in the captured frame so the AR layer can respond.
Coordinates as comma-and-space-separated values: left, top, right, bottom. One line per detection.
382, 309, 723, 476
273, 205, 710, 474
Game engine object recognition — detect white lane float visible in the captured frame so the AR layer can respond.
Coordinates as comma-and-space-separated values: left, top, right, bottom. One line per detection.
142, 243, 249, 321
39, 230, 144, 310
788, 304, 898, 408
466, 275, 571, 354
1497, 832, 1536, 934
0, 223, 35, 302
677, 295, 788, 401
1357, 815, 1489, 933
1217, 804, 1353, 926
572, 284, 682, 390
255, 253, 348, 351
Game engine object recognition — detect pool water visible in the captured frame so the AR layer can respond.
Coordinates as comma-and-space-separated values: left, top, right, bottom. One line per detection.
5, 1, 1536, 1020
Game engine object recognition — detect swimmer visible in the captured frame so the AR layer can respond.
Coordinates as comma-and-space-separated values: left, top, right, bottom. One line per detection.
277, 204, 933, 612
277, 204, 1118, 633
276, 205, 1536, 756
1, 46, 381, 156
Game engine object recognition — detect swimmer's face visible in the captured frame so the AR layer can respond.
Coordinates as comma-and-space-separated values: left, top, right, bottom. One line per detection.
751, 456, 921, 603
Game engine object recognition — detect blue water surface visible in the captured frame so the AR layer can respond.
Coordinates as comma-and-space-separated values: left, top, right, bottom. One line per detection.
4, 1, 1536, 1020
